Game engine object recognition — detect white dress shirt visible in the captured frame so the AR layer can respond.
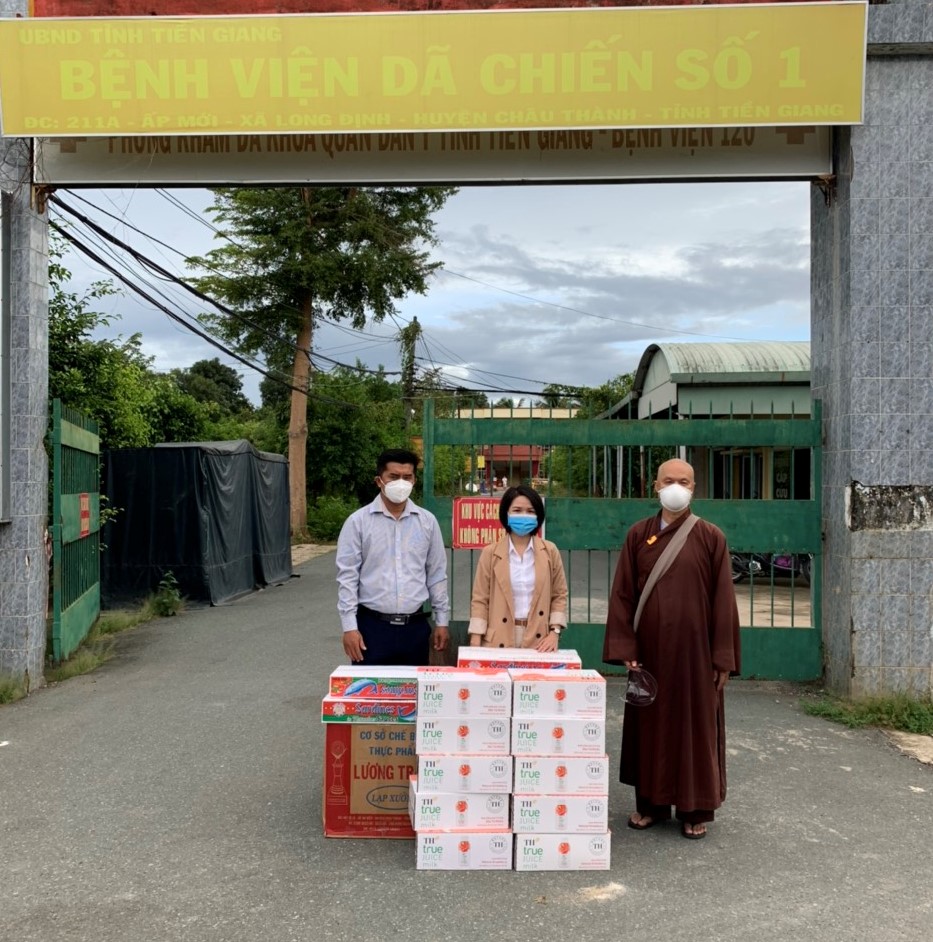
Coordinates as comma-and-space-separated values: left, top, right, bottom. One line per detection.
509, 536, 535, 620
335, 494, 449, 632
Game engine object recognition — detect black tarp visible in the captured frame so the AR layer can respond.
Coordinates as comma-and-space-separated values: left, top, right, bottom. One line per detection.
102, 440, 292, 606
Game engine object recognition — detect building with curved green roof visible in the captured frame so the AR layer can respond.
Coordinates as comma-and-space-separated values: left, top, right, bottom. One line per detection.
605, 340, 811, 421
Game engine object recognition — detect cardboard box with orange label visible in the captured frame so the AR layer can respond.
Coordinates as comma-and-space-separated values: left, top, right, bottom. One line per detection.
512, 794, 609, 834
322, 723, 417, 839
512, 755, 610, 795
416, 716, 511, 756
415, 830, 513, 870
408, 776, 510, 830
509, 670, 606, 719
514, 832, 612, 871
417, 754, 514, 794
457, 646, 582, 671
510, 717, 606, 756
416, 668, 512, 717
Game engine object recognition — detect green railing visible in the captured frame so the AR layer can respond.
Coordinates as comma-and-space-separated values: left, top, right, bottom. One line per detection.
420, 399, 822, 680
51, 400, 101, 662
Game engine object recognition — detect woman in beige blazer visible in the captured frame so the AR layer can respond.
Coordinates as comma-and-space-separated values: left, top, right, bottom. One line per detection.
468, 485, 568, 651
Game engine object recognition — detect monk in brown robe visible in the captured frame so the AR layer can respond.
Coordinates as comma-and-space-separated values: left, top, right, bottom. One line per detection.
603, 458, 740, 840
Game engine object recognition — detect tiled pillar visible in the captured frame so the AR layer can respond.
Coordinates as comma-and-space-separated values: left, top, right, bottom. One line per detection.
813, 2, 933, 697
0, 132, 49, 687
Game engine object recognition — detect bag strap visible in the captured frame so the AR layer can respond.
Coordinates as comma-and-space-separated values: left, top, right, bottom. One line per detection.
633, 514, 699, 633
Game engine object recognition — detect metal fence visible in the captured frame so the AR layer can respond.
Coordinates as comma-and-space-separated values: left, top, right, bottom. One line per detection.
420, 399, 822, 679
50, 400, 100, 662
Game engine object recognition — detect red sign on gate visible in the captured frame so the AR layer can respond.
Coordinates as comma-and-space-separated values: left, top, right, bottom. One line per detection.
79, 493, 91, 538
452, 497, 503, 550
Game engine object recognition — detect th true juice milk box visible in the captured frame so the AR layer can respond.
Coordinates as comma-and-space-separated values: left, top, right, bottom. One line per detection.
416, 668, 512, 717
509, 670, 606, 719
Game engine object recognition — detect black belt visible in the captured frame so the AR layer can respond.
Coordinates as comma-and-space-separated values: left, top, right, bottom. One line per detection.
359, 605, 426, 626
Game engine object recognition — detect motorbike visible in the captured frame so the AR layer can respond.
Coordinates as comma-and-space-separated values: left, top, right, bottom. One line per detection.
731, 552, 812, 585
730, 554, 762, 583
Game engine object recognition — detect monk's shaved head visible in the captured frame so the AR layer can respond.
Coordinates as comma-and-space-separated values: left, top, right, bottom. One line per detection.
655, 459, 695, 491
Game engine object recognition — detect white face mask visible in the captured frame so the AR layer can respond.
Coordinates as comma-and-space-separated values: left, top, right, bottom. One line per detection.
658, 482, 692, 513
382, 479, 413, 504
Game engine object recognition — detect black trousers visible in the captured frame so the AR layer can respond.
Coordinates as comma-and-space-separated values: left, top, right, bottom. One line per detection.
355, 608, 432, 666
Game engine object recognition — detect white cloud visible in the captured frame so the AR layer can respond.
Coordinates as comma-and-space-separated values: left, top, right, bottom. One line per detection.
54, 179, 811, 403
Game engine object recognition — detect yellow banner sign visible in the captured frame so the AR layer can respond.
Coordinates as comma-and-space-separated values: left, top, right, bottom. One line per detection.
0, 5, 867, 137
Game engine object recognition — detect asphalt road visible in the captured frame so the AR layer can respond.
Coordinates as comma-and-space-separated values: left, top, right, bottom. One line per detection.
1, 551, 931, 942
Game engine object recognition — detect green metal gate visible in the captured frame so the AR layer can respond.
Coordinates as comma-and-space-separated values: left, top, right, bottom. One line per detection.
50, 400, 101, 662
421, 399, 822, 680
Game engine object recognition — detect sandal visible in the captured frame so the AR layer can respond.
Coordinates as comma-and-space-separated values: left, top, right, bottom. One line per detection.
627, 813, 657, 831
681, 823, 707, 840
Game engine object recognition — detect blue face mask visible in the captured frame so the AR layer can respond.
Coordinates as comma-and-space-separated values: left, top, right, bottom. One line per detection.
508, 515, 538, 536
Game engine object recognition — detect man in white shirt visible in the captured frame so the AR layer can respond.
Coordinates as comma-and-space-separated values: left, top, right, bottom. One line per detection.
336, 449, 450, 665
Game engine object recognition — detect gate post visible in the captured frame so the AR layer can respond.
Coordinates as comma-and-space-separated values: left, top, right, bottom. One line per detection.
812, 2, 933, 698
0, 128, 50, 689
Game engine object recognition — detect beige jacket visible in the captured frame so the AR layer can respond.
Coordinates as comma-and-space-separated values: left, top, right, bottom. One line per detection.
468, 535, 568, 648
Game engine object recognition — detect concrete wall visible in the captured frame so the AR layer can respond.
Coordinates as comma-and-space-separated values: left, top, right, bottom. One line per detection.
813, 1, 933, 697
0, 136, 49, 688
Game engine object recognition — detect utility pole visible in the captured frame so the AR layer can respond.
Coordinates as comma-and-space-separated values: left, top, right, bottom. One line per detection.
399, 316, 421, 432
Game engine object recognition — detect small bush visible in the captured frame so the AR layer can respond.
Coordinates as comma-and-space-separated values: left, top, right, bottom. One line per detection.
802, 693, 933, 735
306, 496, 358, 542
149, 571, 183, 617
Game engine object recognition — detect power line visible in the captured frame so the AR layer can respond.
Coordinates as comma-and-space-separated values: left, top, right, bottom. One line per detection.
58, 188, 728, 395
57, 190, 574, 390
50, 194, 403, 379
49, 220, 367, 410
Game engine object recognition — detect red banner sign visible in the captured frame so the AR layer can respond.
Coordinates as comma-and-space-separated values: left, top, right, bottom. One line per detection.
79, 492, 91, 538
452, 497, 503, 550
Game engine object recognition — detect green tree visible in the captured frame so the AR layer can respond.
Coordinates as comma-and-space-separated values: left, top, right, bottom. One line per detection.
572, 375, 634, 418
143, 374, 214, 444
187, 185, 457, 536
306, 366, 408, 505
538, 384, 581, 409
48, 245, 211, 449
543, 374, 636, 496
261, 360, 409, 505
539, 376, 632, 416
172, 358, 252, 418
453, 388, 490, 411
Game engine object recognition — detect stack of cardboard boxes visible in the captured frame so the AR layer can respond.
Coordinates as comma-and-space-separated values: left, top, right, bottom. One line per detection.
509, 669, 611, 871
410, 648, 611, 870
321, 666, 420, 839
410, 668, 514, 869
321, 652, 611, 868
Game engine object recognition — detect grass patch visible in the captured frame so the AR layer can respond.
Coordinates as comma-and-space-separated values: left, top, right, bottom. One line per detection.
0, 675, 28, 704
96, 609, 150, 635
46, 623, 116, 684
45, 590, 183, 685
802, 693, 933, 735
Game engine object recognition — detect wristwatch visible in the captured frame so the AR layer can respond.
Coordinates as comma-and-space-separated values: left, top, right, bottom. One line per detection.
551, 626, 562, 635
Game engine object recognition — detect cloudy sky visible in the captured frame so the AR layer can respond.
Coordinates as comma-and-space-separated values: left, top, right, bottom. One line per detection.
51, 180, 811, 405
